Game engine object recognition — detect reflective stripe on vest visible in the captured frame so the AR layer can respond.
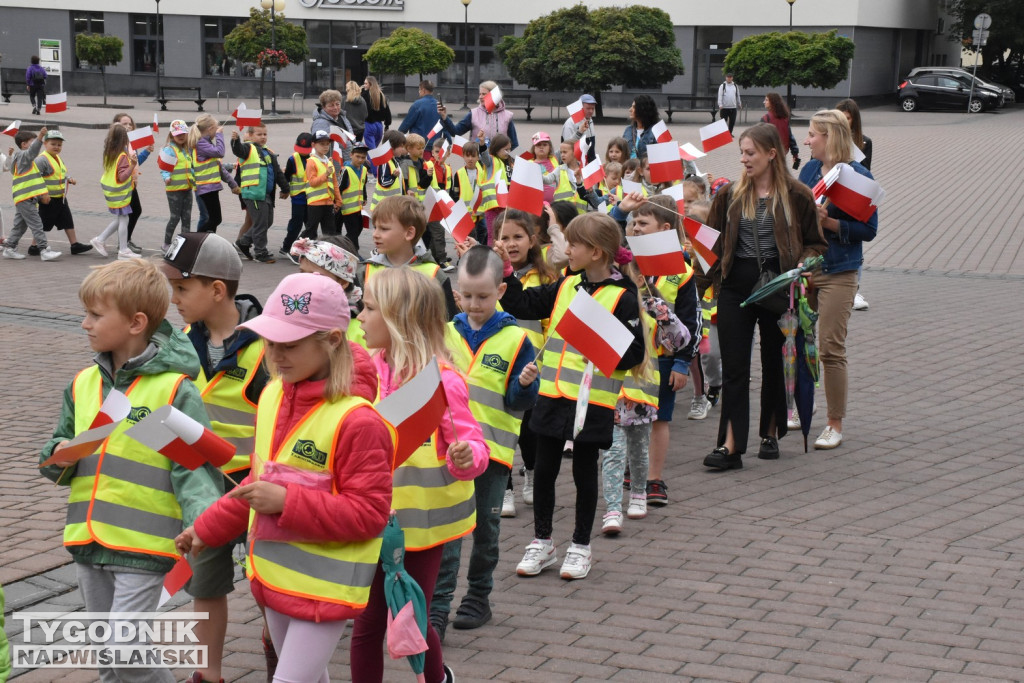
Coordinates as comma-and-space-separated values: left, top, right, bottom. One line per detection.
537, 275, 628, 409
619, 310, 660, 407
428, 162, 453, 192
239, 144, 267, 188
39, 151, 67, 198
305, 157, 333, 204
166, 146, 193, 192
247, 380, 393, 607
517, 268, 550, 357
340, 165, 365, 215
192, 151, 221, 186
455, 165, 484, 218
368, 160, 403, 212
552, 168, 584, 211
12, 161, 48, 204
64, 368, 186, 558
289, 152, 308, 197
477, 159, 499, 212
406, 164, 426, 203
445, 324, 525, 468
100, 153, 134, 209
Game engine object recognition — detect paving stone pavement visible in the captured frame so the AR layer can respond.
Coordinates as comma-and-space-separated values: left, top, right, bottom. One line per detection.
3, 95, 1024, 681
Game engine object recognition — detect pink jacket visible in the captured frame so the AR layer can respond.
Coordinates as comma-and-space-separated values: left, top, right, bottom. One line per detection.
195, 342, 394, 623
371, 352, 489, 481
470, 104, 514, 145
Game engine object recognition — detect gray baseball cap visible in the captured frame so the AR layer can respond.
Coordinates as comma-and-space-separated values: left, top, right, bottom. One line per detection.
160, 232, 242, 281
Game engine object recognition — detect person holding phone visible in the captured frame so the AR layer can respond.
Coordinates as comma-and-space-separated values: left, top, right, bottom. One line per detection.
399, 80, 443, 140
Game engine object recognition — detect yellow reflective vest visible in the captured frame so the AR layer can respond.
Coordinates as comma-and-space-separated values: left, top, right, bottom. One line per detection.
305, 156, 333, 205
100, 153, 133, 210
38, 151, 67, 198
12, 158, 48, 204
165, 145, 193, 192
619, 310, 660, 408
192, 150, 221, 187
477, 158, 499, 213
238, 143, 268, 189
340, 165, 367, 215
454, 163, 487, 219
368, 160, 403, 212
288, 152, 308, 198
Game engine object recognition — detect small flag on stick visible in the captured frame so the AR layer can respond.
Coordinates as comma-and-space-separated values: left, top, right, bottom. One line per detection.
124, 405, 235, 470
46, 93, 68, 114
699, 119, 733, 153
158, 556, 193, 607
375, 359, 449, 468
627, 230, 688, 277
555, 290, 634, 379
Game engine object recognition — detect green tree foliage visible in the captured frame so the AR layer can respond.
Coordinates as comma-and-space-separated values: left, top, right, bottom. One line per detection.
948, 0, 1024, 81
74, 34, 123, 106
224, 8, 309, 109
725, 30, 855, 90
497, 4, 684, 116
365, 28, 455, 80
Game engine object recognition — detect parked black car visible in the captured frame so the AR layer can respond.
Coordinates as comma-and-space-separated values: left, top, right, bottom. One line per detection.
906, 67, 1015, 105
897, 73, 1002, 112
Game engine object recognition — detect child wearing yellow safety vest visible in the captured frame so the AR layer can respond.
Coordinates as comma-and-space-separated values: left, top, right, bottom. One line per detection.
399, 133, 433, 205
541, 140, 589, 215
35, 129, 90, 253
367, 129, 406, 214
160, 120, 195, 249
231, 124, 288, 263
189, 114, 240, 235
40, 259, 222, 683
352, 267, 489, 683
3, 128, 61, 260
482, 133, 513, 244
181, 271, 395, 682
450, 140, 491, 245
431, 246, 539, 635
91, 124, 139, 260
279, 132, 314, 255
337, 144, 369, 252
302, 131, 343, 241
422, 137, 454, 269
498, 213, 646, 581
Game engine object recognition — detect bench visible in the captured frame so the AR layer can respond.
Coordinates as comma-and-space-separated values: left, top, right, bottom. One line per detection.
1, 67, 28, 103
502, 94, 534, 121
666, 95, 718, 123
157, 86, 206, 112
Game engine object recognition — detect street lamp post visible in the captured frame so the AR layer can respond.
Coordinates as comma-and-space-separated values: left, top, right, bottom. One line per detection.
260, 0, 284, 116
155, 0, 161, 100
461, 0, 472, 109
786, 0, 796, 111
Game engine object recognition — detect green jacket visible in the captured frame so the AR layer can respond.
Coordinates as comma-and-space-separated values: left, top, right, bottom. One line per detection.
40, 320, 223, 574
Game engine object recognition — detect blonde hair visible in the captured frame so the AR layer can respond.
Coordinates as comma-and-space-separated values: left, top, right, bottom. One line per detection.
563, 212, 623, 268
187, 114, 217, 151
365, 76, 385, 110
686, 199, 712, 224
79, 260, 169, 338
371, 195, 427, 242
267, 331, 353, 400
345, 81, 362, 103
366, 268, 451, 386
809, 109, 855, 166
732, 123, 792, 222
404, 133, 426, 151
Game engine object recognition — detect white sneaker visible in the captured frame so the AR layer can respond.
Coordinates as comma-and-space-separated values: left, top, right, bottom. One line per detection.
787, 411, 801, 430
626, 493, 647, 520
89, 237, 108, 257
688, 395, 711, 420
853, 292, 869, 311
601, 511, 622, 536
40, 248, 62, 261
560, 543, 592, 580
516, 539, 557, 576
117, 249, 142, 260
814, 426, 843, 450
501, 489, 516, 518
522, 469, 534, 506
2, 247, 26, 260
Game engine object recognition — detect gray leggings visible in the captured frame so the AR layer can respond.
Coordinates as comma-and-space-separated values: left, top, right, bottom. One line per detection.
164, 191, 192, 245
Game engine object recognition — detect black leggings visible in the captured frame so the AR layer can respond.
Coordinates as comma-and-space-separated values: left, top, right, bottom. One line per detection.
127, 188, 142, 240
532, 434, 600, 546
508, 409, 538, 491
198, 192, 223, 233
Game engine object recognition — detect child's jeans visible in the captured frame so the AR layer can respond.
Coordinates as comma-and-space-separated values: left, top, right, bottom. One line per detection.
7, 200, 49, 251
282, 201, 306, 253
602, 423, 651, 513
238, 198, 274, 258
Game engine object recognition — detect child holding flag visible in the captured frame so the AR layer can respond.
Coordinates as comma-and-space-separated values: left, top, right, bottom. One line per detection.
279, 132, 313, 257
34, 130, 91, 254
40, 258, 222, 683
367, 129, 406, 213
231, 124, 288, 264
2, 128, 62, 261
352, 267, 489, 683
160, 120, 195, 250
189, 114, 240, 235
91, 124, 140, 260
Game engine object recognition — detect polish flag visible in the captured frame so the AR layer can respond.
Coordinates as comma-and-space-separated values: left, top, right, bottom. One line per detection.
620, 177, 645, 196
700, 119, 733, 153
647, 141, 685, 184
426, 120, 443, 141
375, 358, 449, 468
494, 175, 509, 208
124, 405, 235, 470
566, 99, 586, 124
451, 135, 468, 157
573, 136, 590, 164
423, 187, 453, 222
362, 208, 371, 230
627, 230, 688, 277
678, 142, 707, 161
507, 158, 545, 215
152, 113, 160, 134
683, 217, 721, 273
369, 140, 394, 166
329, 125, 352, 148
442, 200, 476, 242
518, 150, 535, 162
439, 138, 451, 160
482, 85, 503, 114
332, 142, 344, 165
651, 119, 672, 143
38, 390, 132, 468
555, 290, 634, 379
91, 390, 132, 429
157, 148, 178, 172
158, 556, 193, 607
128, 126, 155, 151
581, 157, 605, 190
661, 184, 685, 213
817, 163, 884, 222
3, 120, 21, 137
45, 92, 68, 114
233, 106, 262, 128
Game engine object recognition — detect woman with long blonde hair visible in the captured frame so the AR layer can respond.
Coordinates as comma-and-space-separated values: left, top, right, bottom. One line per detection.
360, 75, 391, 156
344, 80, 367, 140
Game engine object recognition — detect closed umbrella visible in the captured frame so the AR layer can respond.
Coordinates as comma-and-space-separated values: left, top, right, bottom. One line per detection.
380, 515, 429, 681
794, 280, 819, 451
741, 255, 824, 309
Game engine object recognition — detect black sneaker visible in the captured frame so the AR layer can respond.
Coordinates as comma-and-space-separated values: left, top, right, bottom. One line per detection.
70, 242, 93, 255
254, 252, 276, 264
646, 479, 668, 507
706, 385, 721, 407
704, 446, 742, 470
452, 597, 492, 630
757, 436, 780, 460
429, 610, 449, 643
27, 245, 41, 256
234, 240, 253, 260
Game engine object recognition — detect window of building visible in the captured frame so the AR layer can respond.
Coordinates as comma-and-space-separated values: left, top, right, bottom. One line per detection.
202, 17, 249, 77
71, 11, 105, 70
436, 23, 514, 93
131, 14, 164, 74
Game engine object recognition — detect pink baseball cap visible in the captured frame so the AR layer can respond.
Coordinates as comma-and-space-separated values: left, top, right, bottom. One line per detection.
531, 132, 551, 145
237, 272, 350, 342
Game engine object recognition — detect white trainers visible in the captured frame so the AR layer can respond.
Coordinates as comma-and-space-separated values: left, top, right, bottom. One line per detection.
117, 249, 142, 260
814, 426, 843, 450
787, 411, 801, 430
688, 395, 711, 420
89, 237, 108, 257
2, 247, 26, 260
40, 248, 62, 261
522, 469, 534, 506
626, 493, 647, 520
501, 489, 516, 518
601, 511, 622, 536
516, 539, 557, 576
560, 543, 592, 580
853, 292, 869, 311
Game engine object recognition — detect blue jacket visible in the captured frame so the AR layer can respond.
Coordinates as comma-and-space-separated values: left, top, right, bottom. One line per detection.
622, 124, 657, 159
798, 159, 878, 274
452, 310, 538, 412
399, 95, 442, 139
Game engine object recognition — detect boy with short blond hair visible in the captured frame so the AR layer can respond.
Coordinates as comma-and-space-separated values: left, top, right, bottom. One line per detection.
40, 258, 221, 683
337, 144, 369, 251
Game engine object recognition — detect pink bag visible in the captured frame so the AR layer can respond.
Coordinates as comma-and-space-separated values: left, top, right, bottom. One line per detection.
386, 602, 428, 659
250, 460, 332, 543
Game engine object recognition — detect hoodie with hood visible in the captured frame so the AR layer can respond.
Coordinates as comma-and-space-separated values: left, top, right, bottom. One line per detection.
450, 310, 539, 412
40, 320, 223, 574
185, 294, 269, 405
365, 243, 459, 320
193, 342, 393, 623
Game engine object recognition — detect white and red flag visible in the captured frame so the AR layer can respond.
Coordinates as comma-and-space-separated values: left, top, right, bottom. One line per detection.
518, 150, 535, 162
124, 405, 235, 470
581, 157, 605, 190
507, 158, 545, 215
700, 119, 733, 153
566, 99, 586, 124
651, 119, 672, 143
450, 135, 468, 157
158, 556, 193, 607
627, 230, 687, 278
369, 140, 394, 166
3, 120, 21, 137
555, 290, 634, 379
375, 358, 449, 468
157, 148, 178, 172
482, 85, 503, 113
426, 120, 443, 141
494, 175, 509, 208
647, 141, 685, 184
573, 136, 590, 164
232, 105, 262, 128
678, 142, 707, 161
38, 390, 132, 468
661, 184, 685, 213
128, 126, 155, 151
815, 163, 884, 222
45, 92, 68, 114
362, 208, 371, 230
683, 216, 721, 273
442, 200, 476, 242
329, 125, 354, 148
423, 187, 453, 223
331, 142, 344, 165
620, 177, 645, 196
439, 138, 451, 160
152, 113, 160, 133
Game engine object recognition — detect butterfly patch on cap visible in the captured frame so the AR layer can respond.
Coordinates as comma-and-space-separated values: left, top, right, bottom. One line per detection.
281, 292, 312, 316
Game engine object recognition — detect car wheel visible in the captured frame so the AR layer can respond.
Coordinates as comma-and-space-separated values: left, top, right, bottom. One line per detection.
900, 97, 917, 112
967, 99, 984, 113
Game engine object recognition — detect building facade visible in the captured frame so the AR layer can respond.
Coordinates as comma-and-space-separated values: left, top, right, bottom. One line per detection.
0, 0, 961, 108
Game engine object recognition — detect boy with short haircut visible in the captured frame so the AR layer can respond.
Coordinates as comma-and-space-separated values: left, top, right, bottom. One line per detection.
431, 245, 539, 637
367, 129, 407, 213
231, 124, 288, 264
451, 141, 488, 244
35, 130, 92, 254
400, 133, 433, 204
158, 231, 272, 683
301, 130, 342, 240
337, 143, 369, 252
3, 128, 61, 261
423, 137, 454, 270
40, 258, 222, 683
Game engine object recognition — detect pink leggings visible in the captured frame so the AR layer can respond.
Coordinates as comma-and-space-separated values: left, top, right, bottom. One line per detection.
350, 544, 445, 683
263, 606, 348, 683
